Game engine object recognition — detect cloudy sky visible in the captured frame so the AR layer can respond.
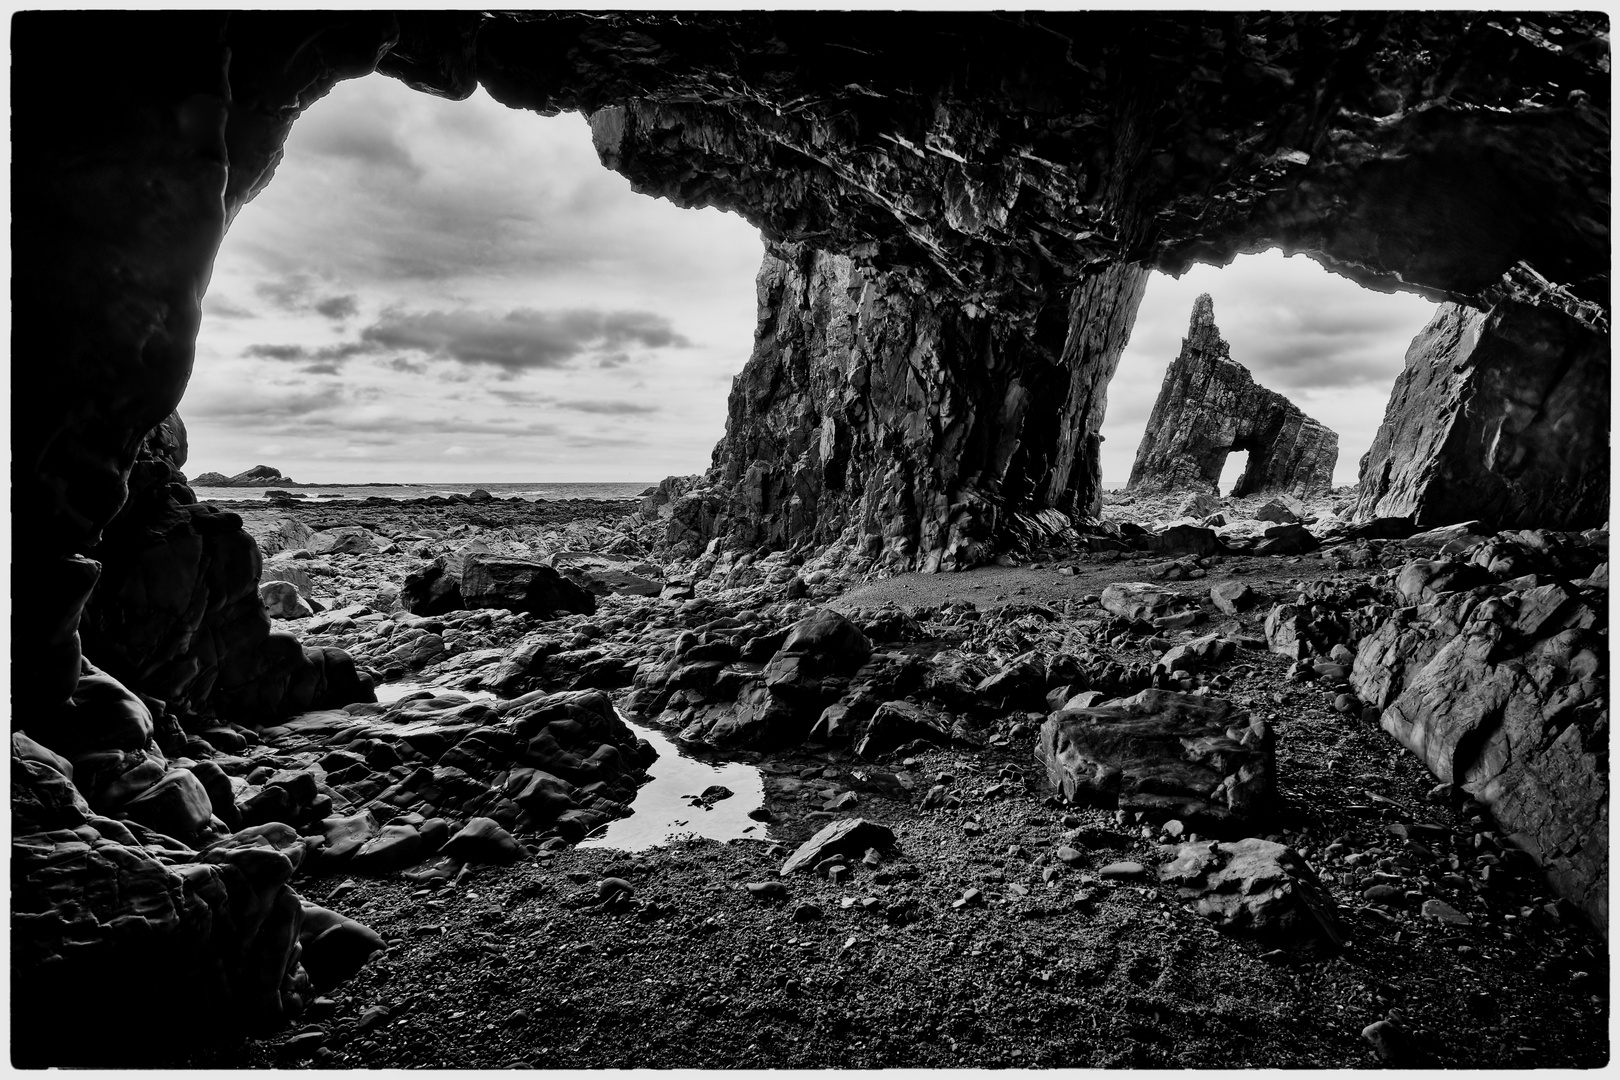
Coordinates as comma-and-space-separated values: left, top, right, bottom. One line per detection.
189, 73, 1436, 487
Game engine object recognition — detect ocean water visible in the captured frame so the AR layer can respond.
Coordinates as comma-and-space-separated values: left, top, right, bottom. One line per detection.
189, 481, 654, 503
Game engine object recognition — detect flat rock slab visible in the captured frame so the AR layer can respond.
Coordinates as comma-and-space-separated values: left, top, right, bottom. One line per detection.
1100, 582, 1189, 622
1159, 837, 1345, 950
1037, 688, 1273, 832
780, 818, 896, 876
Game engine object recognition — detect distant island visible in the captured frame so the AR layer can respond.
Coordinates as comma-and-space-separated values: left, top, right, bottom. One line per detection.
190, 465, 412, 488
190, 464, 291, 487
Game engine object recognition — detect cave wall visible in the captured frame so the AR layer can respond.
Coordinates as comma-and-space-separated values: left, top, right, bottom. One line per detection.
1355, 300, 1609, 530
1129, 295, 1339, 498
11, 11, 1610, 723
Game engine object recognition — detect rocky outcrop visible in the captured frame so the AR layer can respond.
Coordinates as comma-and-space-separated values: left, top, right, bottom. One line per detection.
1350, 533, 1607, 934
192, 465, 293, 487
1129, 295, 1339, 498
73, 414, 372, 735
668, 243, 1146, 570
1354, 300, 1608, 530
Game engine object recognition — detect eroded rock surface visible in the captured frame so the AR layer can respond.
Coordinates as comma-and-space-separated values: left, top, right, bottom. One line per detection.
1354, 300, 1608, 530
1129, 295, 1338, 498
1351, 532, 1608, 933
1036, 688, 1275, 832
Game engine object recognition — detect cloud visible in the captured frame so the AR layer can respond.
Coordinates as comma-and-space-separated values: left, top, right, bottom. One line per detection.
356, 307, 692, 375
555, 400, 660, 415
315, 295, 360, 320
255, 274, 314, 310
244, 344, 308, 361
301, 362, 343, 376
201, 294, 257, 319
297, 108, 422, 178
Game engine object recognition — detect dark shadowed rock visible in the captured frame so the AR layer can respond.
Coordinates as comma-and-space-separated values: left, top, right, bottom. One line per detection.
1129, 295, 1338, 498
460, 556, 596, 618
1037, 688, 1274, 831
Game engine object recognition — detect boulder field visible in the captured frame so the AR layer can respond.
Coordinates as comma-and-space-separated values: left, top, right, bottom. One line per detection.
13, 487, 1607, 1068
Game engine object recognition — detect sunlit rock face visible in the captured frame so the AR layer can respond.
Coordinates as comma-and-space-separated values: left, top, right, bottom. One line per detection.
1129, 295, 1338, 498
1355, 300, 1609, 530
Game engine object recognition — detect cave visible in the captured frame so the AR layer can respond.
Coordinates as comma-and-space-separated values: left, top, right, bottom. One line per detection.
11, 10, 1609, 1065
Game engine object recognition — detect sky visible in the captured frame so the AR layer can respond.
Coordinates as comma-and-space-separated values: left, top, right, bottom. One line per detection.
189, 73, 1437, 487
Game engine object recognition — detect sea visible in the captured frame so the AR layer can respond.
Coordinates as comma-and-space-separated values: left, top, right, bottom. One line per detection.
188, 481, 654, 503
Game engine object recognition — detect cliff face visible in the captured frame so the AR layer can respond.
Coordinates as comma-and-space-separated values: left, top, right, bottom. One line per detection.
1129, 295, 1339, 498
688, 243, 1146, 571
1355, 300, 1609, 529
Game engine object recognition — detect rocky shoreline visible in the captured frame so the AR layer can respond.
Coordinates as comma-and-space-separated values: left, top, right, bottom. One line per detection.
17, 485, 1604, 1068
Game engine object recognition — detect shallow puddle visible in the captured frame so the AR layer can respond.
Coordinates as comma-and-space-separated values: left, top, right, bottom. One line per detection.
370, 680, 769, 851
373, 680, 498, 705
581, 714, 770, 852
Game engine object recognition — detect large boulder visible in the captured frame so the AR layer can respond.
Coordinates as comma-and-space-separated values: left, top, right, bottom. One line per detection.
1036, 688, 1274, 832
460, 556, 596, 618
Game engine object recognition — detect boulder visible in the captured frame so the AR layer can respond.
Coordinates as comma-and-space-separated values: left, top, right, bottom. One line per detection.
1159, 838, 1345, 949
307, 527, 384, 556
442, 817, 525, 864
1252, 522, 1318, 556
259, 580, 313, 620
460, 556, 596, 618
1037, 688, 1274, 831
1100, 582, 1188, 623
780, 817, 897, 875
1209, 580, 1258, 615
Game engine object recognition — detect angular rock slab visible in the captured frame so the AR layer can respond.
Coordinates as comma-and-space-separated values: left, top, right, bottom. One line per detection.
780, 818, 896, 876
1160, 838, 1345, 951
1037, 688, 1273, 832
1100, 582, 1190, 623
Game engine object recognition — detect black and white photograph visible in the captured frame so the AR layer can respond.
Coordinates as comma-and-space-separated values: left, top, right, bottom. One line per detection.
11, 9, 1609, 1069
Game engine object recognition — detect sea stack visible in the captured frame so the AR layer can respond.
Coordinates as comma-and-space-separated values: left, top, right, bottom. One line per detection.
1129, 294, 1338, 498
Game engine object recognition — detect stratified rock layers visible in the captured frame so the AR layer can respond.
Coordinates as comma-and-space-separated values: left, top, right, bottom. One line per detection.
1129, 295, 1338, 498
681, 243, 1147, 570
1354, 301, 1608, 530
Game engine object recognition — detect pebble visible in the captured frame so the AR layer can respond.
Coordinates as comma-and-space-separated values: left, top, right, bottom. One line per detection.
1098, 861, 1146, 880
597, 877, 635, 900
746, 881, 788, 901
1055, 846, 1085, 866
791, 902, 822, 923
1362, 884, 1403, 905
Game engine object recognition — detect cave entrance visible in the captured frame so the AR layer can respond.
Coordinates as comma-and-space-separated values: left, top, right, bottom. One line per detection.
1103, 249, 1439, 493
1217, 449, 1251, 497
188, 74, 763, 489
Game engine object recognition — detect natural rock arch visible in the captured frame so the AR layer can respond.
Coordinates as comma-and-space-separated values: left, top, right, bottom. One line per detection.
13, 11, 1609, 720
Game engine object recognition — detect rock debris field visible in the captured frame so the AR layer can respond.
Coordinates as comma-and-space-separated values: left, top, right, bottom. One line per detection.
33, 489, 1608, 1069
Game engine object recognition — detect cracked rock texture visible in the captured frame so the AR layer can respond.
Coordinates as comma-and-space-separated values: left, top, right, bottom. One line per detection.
1351, 538, 1608, 934
1129, 294, 1339, 498
1354, 300, 1609, 530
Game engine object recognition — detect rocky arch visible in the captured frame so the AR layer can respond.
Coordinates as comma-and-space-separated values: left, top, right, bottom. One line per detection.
13, 11, 1609, 725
